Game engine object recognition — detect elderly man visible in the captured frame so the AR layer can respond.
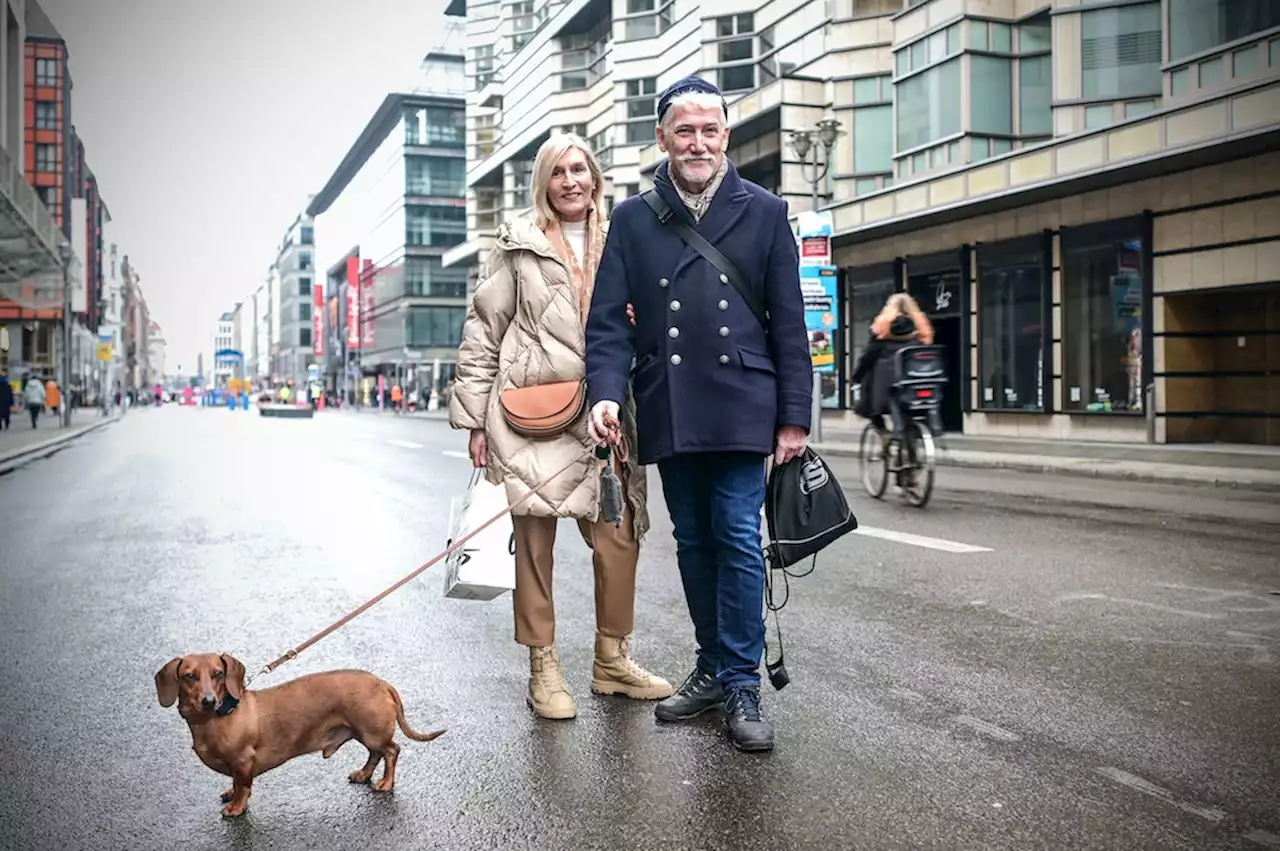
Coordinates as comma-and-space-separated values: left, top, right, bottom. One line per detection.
585, 75, 812, 752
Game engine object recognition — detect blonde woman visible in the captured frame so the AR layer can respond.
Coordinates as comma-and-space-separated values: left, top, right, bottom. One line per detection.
851, 292, 935, 440
449, 134, 672, 720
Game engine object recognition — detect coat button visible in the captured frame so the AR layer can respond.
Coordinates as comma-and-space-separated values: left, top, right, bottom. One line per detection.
670, 354, 682, 365
718, 354, 729, 364
718, 299, 729, 310
668, 327, 679, 338
670, 300, 681, 311
719, 273, 729, 284
718, 326, 729, 337
658, 277, 669, 288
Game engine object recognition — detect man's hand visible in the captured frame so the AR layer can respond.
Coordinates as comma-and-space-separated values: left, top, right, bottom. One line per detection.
626, 303, 636, 327
468, 429, 487, 468
773, 425, 808, 466
588, 400, 621, 445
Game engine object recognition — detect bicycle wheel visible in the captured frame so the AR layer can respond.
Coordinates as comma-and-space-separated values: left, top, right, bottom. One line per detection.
859, 423, 888, 499
898, 421, 936, 508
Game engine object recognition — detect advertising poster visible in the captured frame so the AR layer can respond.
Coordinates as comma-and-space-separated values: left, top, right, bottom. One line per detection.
312, 281, 324, 358
796, 210, 841, 408
346, 256, 361, 350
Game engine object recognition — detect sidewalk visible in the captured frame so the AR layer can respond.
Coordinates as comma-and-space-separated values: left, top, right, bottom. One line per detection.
0, 407, 119, 472
812, 424, 1280, 492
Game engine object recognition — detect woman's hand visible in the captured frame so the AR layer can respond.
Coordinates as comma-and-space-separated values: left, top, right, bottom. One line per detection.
468, 429, 488, 468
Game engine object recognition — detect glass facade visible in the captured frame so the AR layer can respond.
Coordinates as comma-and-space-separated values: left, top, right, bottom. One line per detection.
406, 306, 467, 348
895, 58, 962, 152
1081, 2, 1162, 99
977, 238, 1046, 412
1169, 0, 1280, 61
1062, 222, 1146, 414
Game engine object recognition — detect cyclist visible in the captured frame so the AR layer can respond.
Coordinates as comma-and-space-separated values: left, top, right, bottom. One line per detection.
851, 292, 935, 451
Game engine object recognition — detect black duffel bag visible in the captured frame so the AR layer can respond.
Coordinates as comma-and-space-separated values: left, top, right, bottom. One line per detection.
761, 447, 859, 691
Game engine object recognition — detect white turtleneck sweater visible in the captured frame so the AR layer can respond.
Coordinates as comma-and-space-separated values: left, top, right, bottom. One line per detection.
561, 219, 587, 264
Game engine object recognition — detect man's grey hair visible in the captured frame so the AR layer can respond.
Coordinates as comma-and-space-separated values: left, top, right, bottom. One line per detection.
659, 91, 727, 131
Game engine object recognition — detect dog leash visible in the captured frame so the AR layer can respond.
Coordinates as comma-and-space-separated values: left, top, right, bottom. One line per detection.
245, 435, 626, 687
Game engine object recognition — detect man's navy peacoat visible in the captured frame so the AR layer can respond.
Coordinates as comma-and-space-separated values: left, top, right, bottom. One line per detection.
586, 160, 813, 466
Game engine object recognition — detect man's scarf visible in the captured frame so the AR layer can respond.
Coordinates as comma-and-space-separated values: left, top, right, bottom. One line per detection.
674, 157, 728, 223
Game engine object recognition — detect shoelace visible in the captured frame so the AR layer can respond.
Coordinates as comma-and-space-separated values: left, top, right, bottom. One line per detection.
727, 689, 763, 722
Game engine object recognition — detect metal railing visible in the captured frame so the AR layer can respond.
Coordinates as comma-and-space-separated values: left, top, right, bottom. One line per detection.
0, 144, 63, 262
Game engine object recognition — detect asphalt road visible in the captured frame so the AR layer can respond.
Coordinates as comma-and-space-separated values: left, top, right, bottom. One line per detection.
0, 406, 1276, 851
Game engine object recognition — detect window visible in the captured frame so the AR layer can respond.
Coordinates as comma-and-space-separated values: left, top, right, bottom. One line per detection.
300, 303, 312, 322
978, 238, 1045, 412
34, 144, 56, 171
897, 23, 961, 77
560, 22, 609, 90
1171, 67, 1193, 94
299, 277, 312, 297
1169, 0, 1280, 62
895, 58, 961, 152
1085, 104, 1113, 129
405, 256, 469, 298
1019, 17, 1052, 53
1272, 38, 1280, 67
298, 252, 313, 271
853, 106, 893, 174
622, 0, 674, 40
716, 13, 756, 92
623, 78, 657, 143
848, 266, 897, 408
1233, 44, 1261, 76
971, 56, 1013, 134
405, 106, 465, 147
510, 160, 533, 207
406, 306, 466, 348
406, 157, 466, 196
1199, 55, 1225, 85
300, 328, 312, 348
1081, 2, 1162, 98
854, 177, 880, 196
35, 58, 57, 86
406, 205, 466, 247
589, 127, 614, 168
1062, 224, 1145, 413
1124, 99, 1156, 117
472, 45, 495, 90
300, 226, 314, 245
1019, 55, 1052, 135
34, 101, 56, 129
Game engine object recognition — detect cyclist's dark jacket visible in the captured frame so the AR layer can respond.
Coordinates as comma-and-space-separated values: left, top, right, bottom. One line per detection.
851, 315, 920, 417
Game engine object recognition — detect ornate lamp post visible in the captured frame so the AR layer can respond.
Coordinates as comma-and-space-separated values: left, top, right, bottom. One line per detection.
788, 117, 843, 211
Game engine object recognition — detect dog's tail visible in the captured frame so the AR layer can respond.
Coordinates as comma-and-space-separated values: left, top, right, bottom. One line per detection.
391, 686, 446, 743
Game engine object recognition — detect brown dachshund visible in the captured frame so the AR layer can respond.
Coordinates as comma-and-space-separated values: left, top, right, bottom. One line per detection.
155, 653, 445, 817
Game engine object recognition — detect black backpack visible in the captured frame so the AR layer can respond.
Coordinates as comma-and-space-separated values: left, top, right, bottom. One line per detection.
762, 448, 859, 690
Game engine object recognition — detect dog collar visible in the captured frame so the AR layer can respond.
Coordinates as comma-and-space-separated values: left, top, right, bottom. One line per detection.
216, 694, 240, 717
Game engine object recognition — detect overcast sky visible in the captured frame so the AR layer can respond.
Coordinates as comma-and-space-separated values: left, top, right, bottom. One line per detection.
41, 0, 453, 375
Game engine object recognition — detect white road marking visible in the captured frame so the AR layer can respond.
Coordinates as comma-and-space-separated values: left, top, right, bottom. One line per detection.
354, 433, 376, 440
852, 525, 992, 553
954, 715, 1021, 742
1245, 830, 1280, 848
1061, 593, 1222, 620
442, 450, 470, 459
387, 439, 424, 450
1095, 767, 1227, 822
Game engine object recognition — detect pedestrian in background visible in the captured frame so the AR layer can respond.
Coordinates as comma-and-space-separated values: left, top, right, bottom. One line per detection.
0, 370, 12, 430
585, 76, 812, 752
23, 375, 46, 429
450, 132, 672, 721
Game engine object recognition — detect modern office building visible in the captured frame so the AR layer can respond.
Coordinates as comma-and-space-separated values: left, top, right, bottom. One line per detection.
212, 311, 234, 388
450, 0, 1279, 444
270, 211, 316, 387
309, 52, 469, 403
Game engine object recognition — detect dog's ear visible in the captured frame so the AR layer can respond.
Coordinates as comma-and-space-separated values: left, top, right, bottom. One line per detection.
155, 657, 182, 708
221, 654, 246, 700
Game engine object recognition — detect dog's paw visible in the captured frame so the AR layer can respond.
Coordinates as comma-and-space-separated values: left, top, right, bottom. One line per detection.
220, 801, 248, 818
348, 770, 372, 785
372, 778, 395, 793
220, 787, 235, 803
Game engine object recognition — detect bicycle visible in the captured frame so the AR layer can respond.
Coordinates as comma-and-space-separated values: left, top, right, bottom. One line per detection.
859, 345, 945, 509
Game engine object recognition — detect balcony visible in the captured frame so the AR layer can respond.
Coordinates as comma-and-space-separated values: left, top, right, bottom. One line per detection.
0, 144, 68, 308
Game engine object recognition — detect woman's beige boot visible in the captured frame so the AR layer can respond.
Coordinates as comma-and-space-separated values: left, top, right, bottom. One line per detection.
528, 645, 576, 720
591, 633, 675, 700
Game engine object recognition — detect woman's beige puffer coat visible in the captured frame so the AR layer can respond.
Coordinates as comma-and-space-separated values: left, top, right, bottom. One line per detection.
449, 217, 649, 541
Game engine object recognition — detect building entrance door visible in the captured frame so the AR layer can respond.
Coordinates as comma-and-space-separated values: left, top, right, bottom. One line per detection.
908, 264, 965, 434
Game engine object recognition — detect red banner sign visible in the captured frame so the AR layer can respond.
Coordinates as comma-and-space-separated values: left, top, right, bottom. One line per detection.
346, 256, 361, 350
312, 280, 324, 358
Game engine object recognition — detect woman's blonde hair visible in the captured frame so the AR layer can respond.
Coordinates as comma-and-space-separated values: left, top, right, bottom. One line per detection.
871, 292, 934, 344
530, 133, 606, 231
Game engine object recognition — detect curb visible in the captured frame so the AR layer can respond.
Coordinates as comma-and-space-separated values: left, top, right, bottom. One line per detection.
0, 415, 120, 474
812, 443, 1280, 494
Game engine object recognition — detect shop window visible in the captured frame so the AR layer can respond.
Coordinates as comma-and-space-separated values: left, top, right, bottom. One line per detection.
1081, 2, 1162, 99
977, 238, 1046, 412
847, 266, 897, 408
1062, 223, 1146, 413
1169, 0, 1280, 62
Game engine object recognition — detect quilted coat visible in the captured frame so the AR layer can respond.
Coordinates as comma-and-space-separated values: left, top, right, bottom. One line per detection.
449, 216, 649, 540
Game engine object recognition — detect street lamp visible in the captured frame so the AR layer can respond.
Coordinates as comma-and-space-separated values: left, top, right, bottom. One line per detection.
57, 241, 73, 428
788, 117, 843, 211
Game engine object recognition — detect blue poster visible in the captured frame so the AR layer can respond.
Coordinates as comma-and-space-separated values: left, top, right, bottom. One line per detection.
800, 265, 838, 374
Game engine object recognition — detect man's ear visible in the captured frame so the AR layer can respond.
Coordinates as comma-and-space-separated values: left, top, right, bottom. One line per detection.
155, 657, 182, 708
221, 654, 246, 700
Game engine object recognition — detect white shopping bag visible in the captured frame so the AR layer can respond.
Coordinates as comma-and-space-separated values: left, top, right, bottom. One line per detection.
443, 471, 516, 601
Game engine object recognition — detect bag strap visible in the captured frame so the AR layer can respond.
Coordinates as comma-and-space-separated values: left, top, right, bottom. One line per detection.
640, 189, 767, 332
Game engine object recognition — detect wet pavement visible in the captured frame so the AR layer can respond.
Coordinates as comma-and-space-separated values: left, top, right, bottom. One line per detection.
0, 406, 1277, 851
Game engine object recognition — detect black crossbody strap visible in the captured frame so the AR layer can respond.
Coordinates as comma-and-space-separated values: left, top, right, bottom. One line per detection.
640, 189, 767, 331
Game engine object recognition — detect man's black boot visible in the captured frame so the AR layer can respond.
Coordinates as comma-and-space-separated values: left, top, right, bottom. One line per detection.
654, 667, 724, 722
724, 686, 774, 752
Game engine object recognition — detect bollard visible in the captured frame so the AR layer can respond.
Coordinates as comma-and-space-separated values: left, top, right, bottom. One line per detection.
1145, 382, 1156, 444
811, 372, 823, 444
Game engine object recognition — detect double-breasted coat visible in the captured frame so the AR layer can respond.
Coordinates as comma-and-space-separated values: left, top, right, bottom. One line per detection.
585, 160, 813, 466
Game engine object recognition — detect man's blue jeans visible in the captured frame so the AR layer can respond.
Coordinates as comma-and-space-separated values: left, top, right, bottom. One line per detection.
658, 452, 767, 690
